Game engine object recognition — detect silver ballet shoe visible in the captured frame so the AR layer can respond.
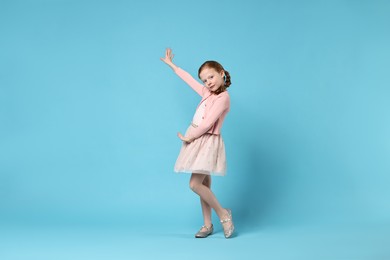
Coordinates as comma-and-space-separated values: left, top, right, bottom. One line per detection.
220, 209, 234, 238
195, 224, 213, 238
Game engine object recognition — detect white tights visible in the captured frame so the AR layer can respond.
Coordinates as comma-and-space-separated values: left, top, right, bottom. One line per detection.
189, 173, 228, 226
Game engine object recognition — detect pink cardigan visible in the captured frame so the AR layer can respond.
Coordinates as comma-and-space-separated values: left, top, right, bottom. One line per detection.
174, 67, 230, 140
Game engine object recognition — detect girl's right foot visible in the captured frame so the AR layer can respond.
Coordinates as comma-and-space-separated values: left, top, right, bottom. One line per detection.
220, 209, 234, 238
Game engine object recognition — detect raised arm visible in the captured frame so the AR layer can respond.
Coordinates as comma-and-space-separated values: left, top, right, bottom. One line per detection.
160, 48, 205, 96
160, 48, 179, 71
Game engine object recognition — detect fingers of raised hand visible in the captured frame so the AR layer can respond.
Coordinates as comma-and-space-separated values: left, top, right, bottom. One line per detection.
161, 48, 175, 64
166, 48, 174, 59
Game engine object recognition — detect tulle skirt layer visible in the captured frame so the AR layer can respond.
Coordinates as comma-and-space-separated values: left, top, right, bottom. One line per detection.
174, 128, 226, 176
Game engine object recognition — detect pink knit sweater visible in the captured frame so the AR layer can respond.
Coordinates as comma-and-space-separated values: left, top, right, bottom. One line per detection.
174, 67, 230, 140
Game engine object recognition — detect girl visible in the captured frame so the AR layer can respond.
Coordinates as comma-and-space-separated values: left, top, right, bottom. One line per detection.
160, 48, 234, 238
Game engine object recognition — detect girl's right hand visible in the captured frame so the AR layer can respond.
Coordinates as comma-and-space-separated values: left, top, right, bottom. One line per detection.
160, 48, 177, 69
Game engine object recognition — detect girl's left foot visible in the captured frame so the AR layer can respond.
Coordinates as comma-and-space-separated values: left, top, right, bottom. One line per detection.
220, 209, 234, 238
195, 224, 214, 238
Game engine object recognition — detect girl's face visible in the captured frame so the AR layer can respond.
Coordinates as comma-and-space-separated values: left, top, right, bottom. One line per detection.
199, 68, 225, 93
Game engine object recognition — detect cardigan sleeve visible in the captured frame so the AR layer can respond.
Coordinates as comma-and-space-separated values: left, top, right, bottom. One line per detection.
174, 67, 206, 97
187, 94, 230, 140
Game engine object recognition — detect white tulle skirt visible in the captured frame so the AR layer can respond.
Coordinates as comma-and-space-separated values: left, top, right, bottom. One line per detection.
174, 126, 227, 176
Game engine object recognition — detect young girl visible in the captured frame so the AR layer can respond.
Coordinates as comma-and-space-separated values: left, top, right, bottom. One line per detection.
160, 48, 234, 238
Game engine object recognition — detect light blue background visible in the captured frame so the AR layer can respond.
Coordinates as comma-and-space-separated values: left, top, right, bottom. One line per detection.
1, 0, 390, 259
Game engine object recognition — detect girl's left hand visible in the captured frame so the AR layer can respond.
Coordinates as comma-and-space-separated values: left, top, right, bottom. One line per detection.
177, 132, 192, 143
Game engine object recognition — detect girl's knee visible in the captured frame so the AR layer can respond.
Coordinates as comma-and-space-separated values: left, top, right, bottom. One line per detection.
189, 177, 202, 192
190, 173, 207, 192
189, 180, 198, 192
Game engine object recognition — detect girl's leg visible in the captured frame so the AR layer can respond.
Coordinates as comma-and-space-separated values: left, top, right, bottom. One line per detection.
189, 173, 228, 220
190, 173, 234, 237
200, 175, 212, 228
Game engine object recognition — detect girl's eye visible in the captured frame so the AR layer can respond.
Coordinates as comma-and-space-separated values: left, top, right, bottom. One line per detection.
210, 76, 214, 79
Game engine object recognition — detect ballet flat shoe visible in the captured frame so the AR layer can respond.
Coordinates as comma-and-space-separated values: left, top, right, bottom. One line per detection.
220, 209, 234, 238
195, 224, 213, 238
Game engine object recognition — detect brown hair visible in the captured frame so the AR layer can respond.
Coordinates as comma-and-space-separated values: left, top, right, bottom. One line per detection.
198, 60, 231, 94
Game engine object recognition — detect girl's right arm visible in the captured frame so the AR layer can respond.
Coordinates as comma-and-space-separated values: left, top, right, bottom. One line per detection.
160, 48, 205, 96
160, 48, 179, 71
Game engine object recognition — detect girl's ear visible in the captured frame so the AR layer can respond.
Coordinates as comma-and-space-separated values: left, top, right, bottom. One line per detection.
220, 70, 225, 77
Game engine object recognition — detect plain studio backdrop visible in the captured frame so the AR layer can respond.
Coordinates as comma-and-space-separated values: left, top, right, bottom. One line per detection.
1, 0, 390, 259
